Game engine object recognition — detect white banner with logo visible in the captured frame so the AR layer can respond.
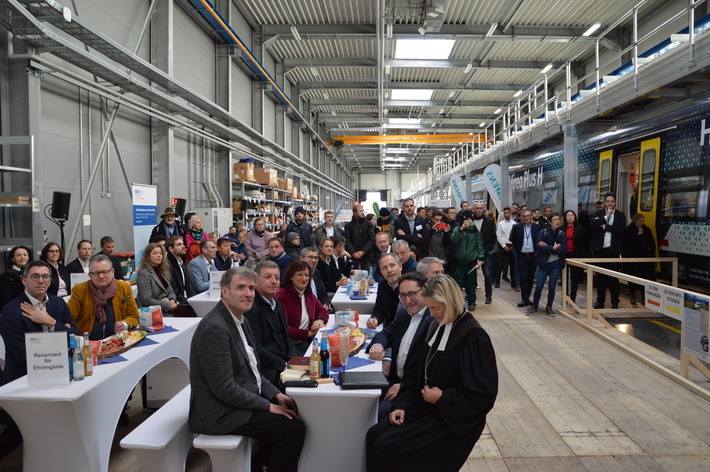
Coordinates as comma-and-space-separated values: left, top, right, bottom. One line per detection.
483, 164, 505, 212
450, 175, 468, 208
132, 184, 158, 270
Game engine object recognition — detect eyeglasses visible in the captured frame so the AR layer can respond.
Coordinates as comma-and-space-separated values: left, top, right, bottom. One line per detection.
89, 269, 113, 277
27, 274, 51, 281
304, 255, 318, 260
47, 249, 60, 253
398, 289, 422, 301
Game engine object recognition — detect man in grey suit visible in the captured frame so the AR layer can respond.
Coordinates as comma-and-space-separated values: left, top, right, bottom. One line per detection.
188, 239, 217, 293
189, 267, 305, 472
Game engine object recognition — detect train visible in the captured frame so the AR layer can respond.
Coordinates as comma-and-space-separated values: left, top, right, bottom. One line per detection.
470, 101, 710, 288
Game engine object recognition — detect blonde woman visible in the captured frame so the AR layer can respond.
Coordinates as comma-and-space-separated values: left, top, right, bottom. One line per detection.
366, 274, 498, 472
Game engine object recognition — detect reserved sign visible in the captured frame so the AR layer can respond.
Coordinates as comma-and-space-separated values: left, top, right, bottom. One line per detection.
210, 271, 226, 297
25, 332, 70, 389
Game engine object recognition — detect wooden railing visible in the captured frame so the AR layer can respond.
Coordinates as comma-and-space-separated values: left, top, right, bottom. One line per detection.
560, 257, 710, 401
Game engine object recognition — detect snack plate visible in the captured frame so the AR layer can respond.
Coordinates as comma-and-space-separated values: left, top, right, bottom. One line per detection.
97, 330, 148, 360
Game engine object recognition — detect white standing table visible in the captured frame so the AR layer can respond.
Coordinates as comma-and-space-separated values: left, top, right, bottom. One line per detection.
287, 315, 383, 472
330, 284, 378, 313
0, 318, 201, 472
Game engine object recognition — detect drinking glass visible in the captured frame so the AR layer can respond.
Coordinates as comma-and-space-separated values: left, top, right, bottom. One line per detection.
339, 332, 350, 373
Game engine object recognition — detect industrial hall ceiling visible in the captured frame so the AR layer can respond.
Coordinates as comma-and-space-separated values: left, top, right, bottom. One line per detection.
232, 0, 669, 172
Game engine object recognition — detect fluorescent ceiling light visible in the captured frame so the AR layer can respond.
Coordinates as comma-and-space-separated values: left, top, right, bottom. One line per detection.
386, 23, 393, 39
385, 64, 391, 75
583, 23, 601, 37
388, 118, 421, 125
494, 108, 502, 114
291, 26, 302, 41
486, 23, 498, 37
331, 110, 336, 116
464, 63, 472, 74
395, 39, 455, 59
540, 63, 553, 74
322, 92, 329, 100
513, 90, 523, 97
439, 108, 445, 114
390, 89, 434, 100
479, 122, 485, 127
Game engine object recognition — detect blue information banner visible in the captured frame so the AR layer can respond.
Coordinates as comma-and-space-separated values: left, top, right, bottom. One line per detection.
133, 205, 157, 226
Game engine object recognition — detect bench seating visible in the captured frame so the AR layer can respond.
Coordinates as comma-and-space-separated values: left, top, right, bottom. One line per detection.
193, 433, 253, 472
119, 385, 193, 472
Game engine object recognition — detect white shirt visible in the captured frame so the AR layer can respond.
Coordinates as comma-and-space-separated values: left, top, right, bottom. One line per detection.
396, 307, 427, 379
25, 291, 54, 332
325, 226, 334, 238
79, 259, 90, 273
603, 211, 614, 248
428, 322, 453, 351
473, 218, 483, 232
228, 309, 262, 394
497, 218, 514, 247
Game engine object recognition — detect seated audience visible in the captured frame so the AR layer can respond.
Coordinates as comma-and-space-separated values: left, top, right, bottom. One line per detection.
267, 237, 293, 281
275, 260, 329, 354
366, 274, 498, 472
367, 253, 403, 329
188, 239, 217, 293
246, 218, 272, 260
0, 245, 32, 310
68, 254, 140, 340
368, 272, 433, 418
233, 227, 248, 263
415, 257, 446, 279
392, 240, 418, 274
332, 235, 352, 278
39, 242, 71, 298
67, 239, 92, 274
284, 232, 302, 260
165, 236, 195, 304
136, 242, 179, 315
372, 232, 393, 283
222, 226, 239, 248
316, 237, 348, 293
300, 246, 330, 309
0, 261, 79, 383
245, 261, 300, 386
151, 207, 185, 240
184, 217, 205, 265
189, 267, 304, 472
97, 236, 124, 280
214, 237, 237, 271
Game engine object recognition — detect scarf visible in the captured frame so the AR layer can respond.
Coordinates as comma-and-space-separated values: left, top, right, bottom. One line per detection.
89, 278, 118, 324
255, 228, 266, 237
190, 228, 204, 241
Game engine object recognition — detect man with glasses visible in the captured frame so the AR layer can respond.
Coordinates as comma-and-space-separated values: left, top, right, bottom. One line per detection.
510, 210, 541, 309
188, 239, 218, 293
367, 253, 403, 329
0, 261, 79, 383
367, 272, 433, 418
67, 254, 139, 340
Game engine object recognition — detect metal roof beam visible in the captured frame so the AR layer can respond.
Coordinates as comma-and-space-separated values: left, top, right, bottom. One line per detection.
310, 99, 506, 107
320, 112, 489, 120
284, 58, 567, 70
298, 81, 524, 91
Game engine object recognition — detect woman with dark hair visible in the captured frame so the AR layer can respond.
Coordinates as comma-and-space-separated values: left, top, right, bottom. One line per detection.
622, 213, 656, 307
39, 242, 71, 297
136, 242, 179, 315
527, 214, 567, 316
367, 274, 498, 472
274, 260, 329, 354
0, 245, 32, 309
563, 210, 587, 303
316, 237, 348, 293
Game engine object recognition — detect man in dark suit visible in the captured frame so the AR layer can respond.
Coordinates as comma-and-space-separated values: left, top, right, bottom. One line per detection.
393, 198, 429, 258
189, 267, 305, 472
245, 261, 300, 387
150, 207, 186, 241
367, 272, 433, 418
589, 192, 627, 309
510, 209, 541, 308
0, 261, 79, 383
66, 239, 93, 274
165, 236, 194, 304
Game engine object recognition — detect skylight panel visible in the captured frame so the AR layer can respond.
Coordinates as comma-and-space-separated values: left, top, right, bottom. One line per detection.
390, 89, 434, 101
395, 39, 455, 59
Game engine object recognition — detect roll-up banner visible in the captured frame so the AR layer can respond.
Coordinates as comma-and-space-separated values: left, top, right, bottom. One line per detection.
132, 184, 158, 267
483, 164, 504, 212
450, 174, 468, 208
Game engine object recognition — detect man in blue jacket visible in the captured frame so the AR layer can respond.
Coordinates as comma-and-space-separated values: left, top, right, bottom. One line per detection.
286, 207, 313, 249
509, 209, 541, 308
0, 261, 79, 383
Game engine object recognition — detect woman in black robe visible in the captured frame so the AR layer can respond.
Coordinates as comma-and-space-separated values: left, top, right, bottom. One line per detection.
622, 213, 656, 307
366, 274, 498, 472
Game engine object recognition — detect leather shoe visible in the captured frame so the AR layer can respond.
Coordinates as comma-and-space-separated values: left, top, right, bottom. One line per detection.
494, 282, 500, 288
593, 302, 605, 309
525, 306, 538, 315
611, 303, 619, 309
545, 307, 555, 317
517, 300, 531, 307
514, 287, 521, 292
485, 297, 492, 304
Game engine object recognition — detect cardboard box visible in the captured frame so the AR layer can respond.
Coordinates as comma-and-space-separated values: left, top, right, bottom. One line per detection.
277, 178, 287, 189
254, 168, 278, 187
286, 178, 293, 189
233, 163, 255, 182
291, 186, 299, 199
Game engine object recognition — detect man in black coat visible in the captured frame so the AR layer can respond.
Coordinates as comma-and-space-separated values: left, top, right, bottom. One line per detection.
344, 204, 376, 271
151, 207, 186, 241
96, 236, 124, 279
393, 198, 429, 258
510, 209, 541, 307
589, 192, 627, 309
166, 235, 194, 304
366, 272, 433, 418
245, 261, 300, 387
472, 202, 497, 304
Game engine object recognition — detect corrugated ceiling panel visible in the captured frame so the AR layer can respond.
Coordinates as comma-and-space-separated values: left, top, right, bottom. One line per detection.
273, 39, 376, 58
242, 0, 376, 25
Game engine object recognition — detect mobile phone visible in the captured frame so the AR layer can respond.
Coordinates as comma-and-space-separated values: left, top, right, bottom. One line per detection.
434, 223, 448, 230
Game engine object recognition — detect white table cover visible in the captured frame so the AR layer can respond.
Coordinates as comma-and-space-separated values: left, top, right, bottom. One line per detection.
330, 284, 378, 313
187, 290, 221, 317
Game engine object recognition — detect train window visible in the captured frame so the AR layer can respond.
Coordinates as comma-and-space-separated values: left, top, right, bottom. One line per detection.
600, 160, 611, 194
639, 148, 656, 212
662, 174, 706, 222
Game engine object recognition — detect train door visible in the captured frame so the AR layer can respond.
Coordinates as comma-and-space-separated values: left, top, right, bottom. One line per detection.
616, 153, 637, 220
637, 138, 661, 255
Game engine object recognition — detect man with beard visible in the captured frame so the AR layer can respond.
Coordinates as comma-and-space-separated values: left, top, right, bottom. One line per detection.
286, 207, 313, 249
344, 204, 376, 271
367, 253, 402, 329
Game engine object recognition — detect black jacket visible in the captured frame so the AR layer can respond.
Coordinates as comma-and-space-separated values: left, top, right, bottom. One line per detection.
564, 225, 589, 257
344, 217, 375, 256
150, 220, 186, 240
167, 252, 194, 304
244, 294, 300, 387
393, 214, 429, 248
510, 222, 542, 254
316, 257, 343, 293
473, 217, 497, 254
371, 281, 400, 327
0, 269, 24, 311
47, 262, 71, 297
311, 269, 330, 308
589, 209, 626, 253
66, 258, 88, 274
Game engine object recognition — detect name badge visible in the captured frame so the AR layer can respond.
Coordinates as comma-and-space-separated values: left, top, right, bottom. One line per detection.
415, 225, 423, 231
